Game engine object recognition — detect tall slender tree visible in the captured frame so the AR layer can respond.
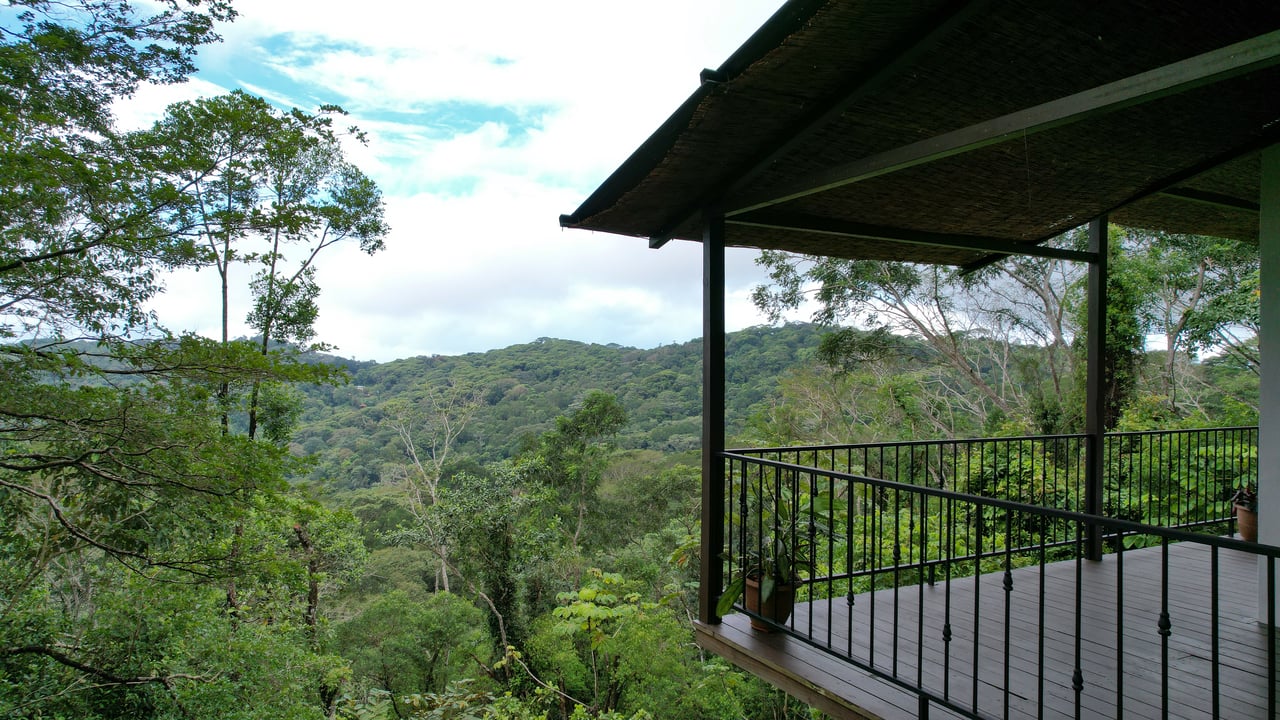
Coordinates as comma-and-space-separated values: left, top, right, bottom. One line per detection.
1, 3, 380, 715
143, 90, 388, 437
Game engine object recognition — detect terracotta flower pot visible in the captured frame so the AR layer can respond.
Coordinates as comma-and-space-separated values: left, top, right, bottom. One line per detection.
744, 577, 795, 632
1235, 503, 1258, 543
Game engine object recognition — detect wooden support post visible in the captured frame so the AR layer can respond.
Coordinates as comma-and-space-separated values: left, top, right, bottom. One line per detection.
699, 212, 727, 624
1084, 216, 1108, 562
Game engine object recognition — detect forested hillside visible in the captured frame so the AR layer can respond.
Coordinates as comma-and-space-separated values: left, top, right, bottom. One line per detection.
293, 323, 826, 487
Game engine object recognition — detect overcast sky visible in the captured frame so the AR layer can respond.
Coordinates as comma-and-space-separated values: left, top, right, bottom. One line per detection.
121, 0, 792, 362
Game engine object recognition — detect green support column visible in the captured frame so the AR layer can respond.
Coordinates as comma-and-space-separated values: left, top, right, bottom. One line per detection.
699, 213, 727, 624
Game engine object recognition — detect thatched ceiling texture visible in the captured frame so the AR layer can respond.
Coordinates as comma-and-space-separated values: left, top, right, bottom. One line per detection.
561, 0, 1280, 267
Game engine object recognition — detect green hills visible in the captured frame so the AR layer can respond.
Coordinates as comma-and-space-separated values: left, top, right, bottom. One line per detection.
293, 323, 827, 488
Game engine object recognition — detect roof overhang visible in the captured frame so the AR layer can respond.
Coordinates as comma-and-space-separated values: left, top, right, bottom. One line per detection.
561, 0, 1280, 266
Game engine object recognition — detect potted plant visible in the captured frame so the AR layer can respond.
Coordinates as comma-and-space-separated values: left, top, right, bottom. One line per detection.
1232, 485, 1257, 542
715, 476, 830, 631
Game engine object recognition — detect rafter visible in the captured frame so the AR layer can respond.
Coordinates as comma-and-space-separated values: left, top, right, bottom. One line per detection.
730, 211, 1096, 263
961, 129, 1280, 274
1158, 187, 1260, 213
648, 0, 996, 248
727, 29, 1280, 218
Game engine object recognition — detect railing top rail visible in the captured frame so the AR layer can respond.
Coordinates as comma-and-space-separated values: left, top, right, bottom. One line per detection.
721, 449, 1278, 557
1104, 425, 1258, 439
728, 425, 1258, 455
728, 433, 1087, 455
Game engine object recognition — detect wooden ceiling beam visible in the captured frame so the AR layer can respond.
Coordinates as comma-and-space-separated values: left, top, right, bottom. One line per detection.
961, 130, 1280, 275
1158, 187, 1261, 213
728, 29, 1280, 218
730, 211, 1097, 263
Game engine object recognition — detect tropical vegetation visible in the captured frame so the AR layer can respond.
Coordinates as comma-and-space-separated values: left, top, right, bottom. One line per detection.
0, 2, 1260, 719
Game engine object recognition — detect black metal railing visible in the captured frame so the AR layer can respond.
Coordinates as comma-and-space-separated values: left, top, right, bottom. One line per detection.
1103, 426, 1258, 530
717, 427, 1270, 720
734, 426, 1257, 538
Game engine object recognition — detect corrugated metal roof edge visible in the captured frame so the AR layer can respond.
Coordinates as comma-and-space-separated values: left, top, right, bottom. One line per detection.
559, 0, 829, 230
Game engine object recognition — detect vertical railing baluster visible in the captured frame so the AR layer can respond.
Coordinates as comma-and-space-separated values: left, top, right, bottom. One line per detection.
806, 469, 815, 638
917, 487, 927, 692
789, 465, 797, 630
1175, 431, 1183, 527
826, 466, 834, 647
733, 458, 743, 606
1002, 510, 1013, 720
1073, 523, 1084, 720
869, 471, 879, 668
1148, 432, 1156, 526
725, 457, 734, 607
846, 473, 856, 659
1158, 538, 1172, 719
893, 484, 902, 677
1018, 438, 1025, 506
1197, 430, 1206, 526
1211, 545, 1220, 720
1115, 527, 1125, 719
1268, 555, 1276, 719
760, 453, 771, 599
972, 506, 983, 714
1037, 514, 1047, 720
1102, 433, 1109, 521
943, 495, 954, 703
1155, 432, 1163, 527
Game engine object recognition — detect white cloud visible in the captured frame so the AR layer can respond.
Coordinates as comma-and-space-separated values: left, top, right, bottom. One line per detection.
111, 76, 229, 130
140, 1, 791, 361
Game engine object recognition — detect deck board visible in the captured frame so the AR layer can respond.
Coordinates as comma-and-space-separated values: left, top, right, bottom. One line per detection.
696, 542, 1278, 719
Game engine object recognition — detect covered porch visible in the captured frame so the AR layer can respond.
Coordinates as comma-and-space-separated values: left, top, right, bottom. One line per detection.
561, 1, 1280, 717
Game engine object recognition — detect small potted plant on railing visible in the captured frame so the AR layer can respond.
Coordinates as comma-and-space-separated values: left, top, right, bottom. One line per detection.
715, 481, 829, 632
1232, 485, 1258, 542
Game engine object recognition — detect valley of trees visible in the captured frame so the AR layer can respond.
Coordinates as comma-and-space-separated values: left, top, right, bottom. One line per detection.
0, 2, 1260, 719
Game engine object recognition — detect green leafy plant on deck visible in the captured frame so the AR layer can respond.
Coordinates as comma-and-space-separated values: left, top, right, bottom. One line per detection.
716, 474, 835, 616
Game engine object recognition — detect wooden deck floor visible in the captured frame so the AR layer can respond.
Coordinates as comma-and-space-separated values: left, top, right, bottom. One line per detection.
696, 542, 1278, 720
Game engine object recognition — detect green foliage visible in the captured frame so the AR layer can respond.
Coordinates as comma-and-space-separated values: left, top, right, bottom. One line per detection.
336, 591, 489, 716
293, 324, 827, 488
0, 4, 382, 716
9, 2, 1262, 718
1, 490, 365, 719
139, 88, 388, 439
525, 569, 701, 720
1072, 227, 1145, 430
1, 0, 233, 342
520, 391, 627, 550
1126, 232, 1259, 382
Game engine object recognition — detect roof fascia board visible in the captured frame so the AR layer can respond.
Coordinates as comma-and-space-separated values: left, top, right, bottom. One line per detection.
730, 211, 1098, 263
562, 0, 826, 232
649, 0, 994, 247
728, 28, 1280, 217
